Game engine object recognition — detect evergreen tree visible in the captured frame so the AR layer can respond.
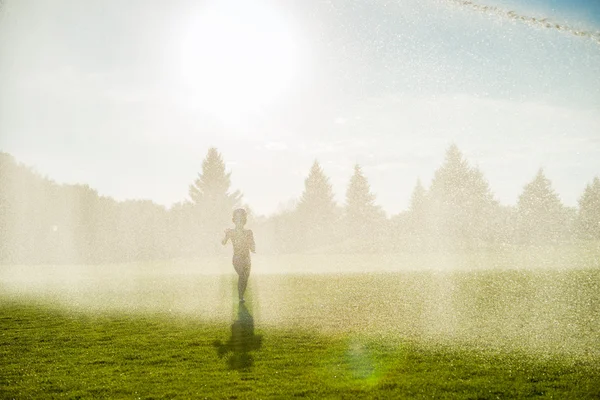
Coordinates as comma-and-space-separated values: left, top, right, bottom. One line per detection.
188, 148, 242, 253
189, 148, 242, 208
516, 169, 566, 244
576, 176, 600, 239
428, 144, 498, 246
408, 178, 428, 236
344, 164, 383, 239
296, 161, 337, 249
467, 166, 500, 242
297, 161, 336, 218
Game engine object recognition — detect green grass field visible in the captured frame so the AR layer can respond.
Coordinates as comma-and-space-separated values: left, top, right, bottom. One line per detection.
1, 247, 599, 398
2, 301, 599, 399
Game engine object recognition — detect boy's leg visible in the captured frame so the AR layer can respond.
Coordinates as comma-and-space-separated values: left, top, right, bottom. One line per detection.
238, 274, 246, 301
238, 263, 251, 301
233, 259, 250, 301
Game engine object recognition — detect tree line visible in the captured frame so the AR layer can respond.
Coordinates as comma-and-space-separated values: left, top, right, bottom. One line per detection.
0, 145, 598, 264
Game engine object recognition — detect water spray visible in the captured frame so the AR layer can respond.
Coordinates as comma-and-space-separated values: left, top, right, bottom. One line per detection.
445, 0, 600, 45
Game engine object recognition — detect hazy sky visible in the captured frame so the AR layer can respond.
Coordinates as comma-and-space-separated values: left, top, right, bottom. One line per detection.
1, 0, 599, 216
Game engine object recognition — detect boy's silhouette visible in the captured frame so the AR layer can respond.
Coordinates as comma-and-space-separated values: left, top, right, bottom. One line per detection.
222, 208, 255, 303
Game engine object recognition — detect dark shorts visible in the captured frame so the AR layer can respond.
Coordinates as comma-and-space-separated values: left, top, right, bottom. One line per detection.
233, 255, 251, 277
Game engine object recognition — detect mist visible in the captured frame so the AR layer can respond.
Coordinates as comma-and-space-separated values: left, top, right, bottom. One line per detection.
1, 0, 600, 390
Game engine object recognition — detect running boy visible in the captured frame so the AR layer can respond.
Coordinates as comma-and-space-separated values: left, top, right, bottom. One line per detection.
222, 209, 255, 303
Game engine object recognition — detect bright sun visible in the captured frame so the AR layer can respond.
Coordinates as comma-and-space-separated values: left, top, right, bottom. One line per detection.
177, 1, 303, 122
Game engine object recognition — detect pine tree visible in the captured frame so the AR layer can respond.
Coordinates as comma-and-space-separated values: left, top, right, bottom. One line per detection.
467, 166, 499, 242
297, 161, 336, 217
430, 144, 470, 202
408, 178, 428, 236
188, 148, 242, 253
428, 144, 497, 246
189, 148, 242, 209
344, 164, 383, 239
576, 176, 600, 239
517, 169, 566, 244
296, 161, 337, 249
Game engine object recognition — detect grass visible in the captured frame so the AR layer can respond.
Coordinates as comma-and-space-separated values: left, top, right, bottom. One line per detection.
1, 301, 599, 399
1, 247, 600, 398
3, 264, 599, 355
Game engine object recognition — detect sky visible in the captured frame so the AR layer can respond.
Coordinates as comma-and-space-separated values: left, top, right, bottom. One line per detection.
0, 0, 599, 216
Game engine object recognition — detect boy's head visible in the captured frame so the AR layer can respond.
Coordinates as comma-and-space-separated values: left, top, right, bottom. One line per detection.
232, 208, 247, 227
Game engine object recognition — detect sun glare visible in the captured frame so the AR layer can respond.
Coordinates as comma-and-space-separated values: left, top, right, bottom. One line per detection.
177, 1, 303, 122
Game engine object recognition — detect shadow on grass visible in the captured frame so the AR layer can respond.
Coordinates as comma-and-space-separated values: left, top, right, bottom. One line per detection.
213, 303, 263, 370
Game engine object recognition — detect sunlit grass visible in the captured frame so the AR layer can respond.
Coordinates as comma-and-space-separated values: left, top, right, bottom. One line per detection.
2, 249, 599, 356
1, 246, 599, 397
1, 301, 599, 399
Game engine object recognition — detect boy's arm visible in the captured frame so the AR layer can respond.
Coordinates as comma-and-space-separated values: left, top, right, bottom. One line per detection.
248, 230, 256, 253
222, 229, 231, 246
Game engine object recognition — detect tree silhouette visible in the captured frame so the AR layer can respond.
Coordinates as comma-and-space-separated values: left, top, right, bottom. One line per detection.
408, 178, 429, 238
1, 148, 595, 263
428, 144, 497, 246
189, 148, 242, 209
0, 152, 172, 264
188, 148, 242, 253
467, 166, 501, 243
517, 169, 566, 244
576, 176, 600, 240
297, 161, 336, 218
296, 161, 337, 250
344, 164, 383, 240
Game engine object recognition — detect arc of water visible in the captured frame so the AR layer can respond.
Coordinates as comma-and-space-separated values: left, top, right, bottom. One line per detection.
444, 0, 600, 46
